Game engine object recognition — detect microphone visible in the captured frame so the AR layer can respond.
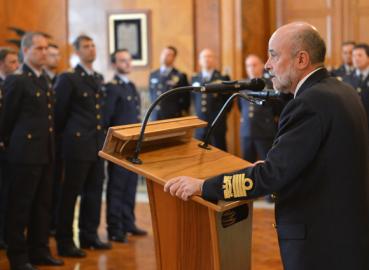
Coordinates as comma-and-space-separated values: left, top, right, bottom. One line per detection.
193, 78, 265, 93
244, 89, 280, 98
199, 92, 265, 150
126, 78, 267, 164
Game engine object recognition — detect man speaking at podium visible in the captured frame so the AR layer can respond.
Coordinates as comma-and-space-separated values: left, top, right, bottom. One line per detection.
165, 22, 369, 270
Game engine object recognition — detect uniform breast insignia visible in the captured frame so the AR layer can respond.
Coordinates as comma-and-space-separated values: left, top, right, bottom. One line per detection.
170, 75, 180, 85
222, 173, 253, 199
110, 79, 118, 85
150, 78, 159, 84
166, 77, 178, 86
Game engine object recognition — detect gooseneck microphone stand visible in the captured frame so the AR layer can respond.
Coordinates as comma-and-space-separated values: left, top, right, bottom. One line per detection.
127, 80, 268, 164
127, 86, 195, 164
198, 93, 265, 150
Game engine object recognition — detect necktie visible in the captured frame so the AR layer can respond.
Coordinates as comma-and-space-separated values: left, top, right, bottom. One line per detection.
359, 73, 364, 83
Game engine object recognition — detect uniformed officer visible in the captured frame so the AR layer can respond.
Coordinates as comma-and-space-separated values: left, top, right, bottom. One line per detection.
43, 43, 62, 236
0, 47, 19, 250
104, 49, 147, 243
192, 48, 230, 151
54, 35, 111, 258
0, 32, 63, 270
239, 54, 287, 162
343, 43, 369, 128
165, 23, 369, 270
330, 41, 356, 79
149, 46, 190, 120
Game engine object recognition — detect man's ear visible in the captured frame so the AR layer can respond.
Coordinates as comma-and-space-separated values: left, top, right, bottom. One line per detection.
296, 50, 310, 69
22, 47, 29, 58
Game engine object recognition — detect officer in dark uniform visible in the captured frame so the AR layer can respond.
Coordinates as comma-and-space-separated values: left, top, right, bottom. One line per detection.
104, 49, 147, 243
165, 23, 369, 270
343, 43, 369, 128
0, 32, 63, 270
54, 35, 111, 258
192, 48, 230, 151
239, 54, 289, 162
43, 43, 62, 236
331, 41, 356, 79
0, 75, 6, 250
149, 46, 190, 120
0, 47, 19, 250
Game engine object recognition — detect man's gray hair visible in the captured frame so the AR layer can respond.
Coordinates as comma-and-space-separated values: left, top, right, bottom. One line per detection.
21, 32, 47, 51
291, 27, 326, 64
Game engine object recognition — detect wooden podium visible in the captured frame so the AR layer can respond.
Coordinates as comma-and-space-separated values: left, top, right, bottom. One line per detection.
99, 116, 253, 270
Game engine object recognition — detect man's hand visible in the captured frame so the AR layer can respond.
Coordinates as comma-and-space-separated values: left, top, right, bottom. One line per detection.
164, 176, 204, 201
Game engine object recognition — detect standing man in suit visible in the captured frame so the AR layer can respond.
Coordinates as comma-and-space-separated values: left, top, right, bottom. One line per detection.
149, 46, 190, 120
331, 41, 356, 79
0, 32, 63, 270
165, 22, 369, 270
54, 35, 111, 258
192, 48, 230, 151
104, 49, 147, 243
0, 47, 19, 250
343, 43, 369, 128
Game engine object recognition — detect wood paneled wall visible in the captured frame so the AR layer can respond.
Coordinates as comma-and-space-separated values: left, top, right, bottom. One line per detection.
68, 0, 195, 89
0, 0, 69, 71
276, 0, 369, 69
6, 0, 369, 155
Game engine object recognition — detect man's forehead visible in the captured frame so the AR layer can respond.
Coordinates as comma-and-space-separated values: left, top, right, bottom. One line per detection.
81, 40, 94, 46
354, 48, 365, 53
33, 36, 48, 45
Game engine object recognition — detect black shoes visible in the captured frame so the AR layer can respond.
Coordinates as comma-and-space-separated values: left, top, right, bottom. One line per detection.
29, 254, 64, 266
128, 227, 148, 236
10, 263, 37, 270
109, 233, 128, 243
57, 244, 86, 258
79, 238, 112, 250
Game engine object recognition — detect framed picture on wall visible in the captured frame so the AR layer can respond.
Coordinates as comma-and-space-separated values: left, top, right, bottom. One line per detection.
108, 10, 150, 66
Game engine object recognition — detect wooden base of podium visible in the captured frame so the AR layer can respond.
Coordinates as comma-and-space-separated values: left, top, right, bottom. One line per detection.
99, 117, 255, 270
147, 180, 253, 270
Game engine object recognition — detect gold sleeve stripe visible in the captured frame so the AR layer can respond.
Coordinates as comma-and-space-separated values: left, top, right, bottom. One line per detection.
222, 173, 254, 199
222, 176, 233, 199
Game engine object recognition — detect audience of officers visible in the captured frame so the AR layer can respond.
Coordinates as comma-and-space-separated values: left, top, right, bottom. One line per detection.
2, 32, 369, 270
331, 42, 369, 129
